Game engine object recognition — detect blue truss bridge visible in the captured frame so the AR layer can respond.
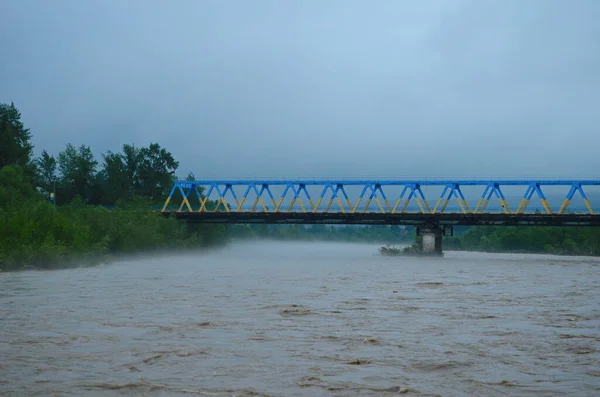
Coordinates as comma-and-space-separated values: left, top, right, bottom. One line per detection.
161, 179, 600, 227
160, 179, 600, 255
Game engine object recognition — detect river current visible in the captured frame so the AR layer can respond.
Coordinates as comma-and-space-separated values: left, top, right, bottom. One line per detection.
1, 241, 599, 396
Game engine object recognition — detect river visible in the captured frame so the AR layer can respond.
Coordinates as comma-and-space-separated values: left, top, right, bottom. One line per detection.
1, 241, 599, 396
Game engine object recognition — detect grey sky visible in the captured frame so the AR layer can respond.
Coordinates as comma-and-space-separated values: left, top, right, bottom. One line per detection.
1, 0, 599, 179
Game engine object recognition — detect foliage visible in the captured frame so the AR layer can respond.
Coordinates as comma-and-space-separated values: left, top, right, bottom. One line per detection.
0, 102, 35, 175
137, 143, 178, 200
379, 243, 421, 255
35, 150, 57, 195
57, 143, 98, 203
0, 199, 229, 271
0, 102, 229, 271
0, 165, 40, 206
443, 226, 600, 256
99, 149, 129, 204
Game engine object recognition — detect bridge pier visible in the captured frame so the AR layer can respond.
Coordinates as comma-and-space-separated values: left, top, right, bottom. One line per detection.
416, 225, 448, 256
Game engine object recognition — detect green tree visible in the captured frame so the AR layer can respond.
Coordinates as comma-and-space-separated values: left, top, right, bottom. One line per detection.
58, 143, 98, 202
121, 144, 142, 200
99, 150, 127, 205
0, 165, 41, 206
0, 102, 34, 173
96, 144, 144, 205
137, 143, 178, 201
35, 150, 57, 195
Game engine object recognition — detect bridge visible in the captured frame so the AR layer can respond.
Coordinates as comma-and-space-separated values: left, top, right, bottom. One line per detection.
160, 179, 600, 254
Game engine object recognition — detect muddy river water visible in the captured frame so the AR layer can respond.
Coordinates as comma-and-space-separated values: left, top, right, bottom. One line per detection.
1, 241, 599, 396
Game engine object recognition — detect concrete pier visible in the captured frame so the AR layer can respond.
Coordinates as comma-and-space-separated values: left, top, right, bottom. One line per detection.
416, 226, 444, 256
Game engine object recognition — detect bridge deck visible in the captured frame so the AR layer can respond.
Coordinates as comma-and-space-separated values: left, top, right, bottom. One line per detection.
162, 212, 600, 226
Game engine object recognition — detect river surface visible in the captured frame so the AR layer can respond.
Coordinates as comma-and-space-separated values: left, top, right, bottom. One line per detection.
1, 241, 599, 396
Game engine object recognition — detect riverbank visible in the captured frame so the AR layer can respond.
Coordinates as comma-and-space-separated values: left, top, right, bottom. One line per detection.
0, 189, 230, 271
442, 226, 600, 257
0, 205, 230, 271
375, 226, 600, 258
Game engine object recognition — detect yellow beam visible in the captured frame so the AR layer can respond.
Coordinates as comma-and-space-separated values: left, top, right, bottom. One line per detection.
287, 198, 296, 212
583, 198, 595, 214
313, 197, 323, 213
258, 197, 268, 212
222, 198, 231, 213
478, 199, 490, 213
199, 197, 208, 212
298, 198, 307, 212
251, 197, 260, 212
362, 198, 372, 213
558, 198, 570, 214
345, 198, 354, 212
374, 197, 385, 213
383, 198, 392, 213
336, 197, 346, 213
540, 198, 552, 214
474, 198, 483, 213
161, 197, 171, 212
422, 199, 432, 213
178, 196, 192, 212
433, 198, 443, 214
441, 199, 450, 213
401, 198, 412, 213
271, 197, 278, 212
353, 198, 363, 213
392, 198, 403, 214
498, 199, 511, 214
275, 197, 284, 212
325, 198, 334, 213
237, 197, 246, 212
414, 197, 425, 214
455, 198, 466, 213
461, 199, 471, 213
515, 198, 528, 214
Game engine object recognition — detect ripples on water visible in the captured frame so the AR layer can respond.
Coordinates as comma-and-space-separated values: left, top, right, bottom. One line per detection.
1, 241, 599, 396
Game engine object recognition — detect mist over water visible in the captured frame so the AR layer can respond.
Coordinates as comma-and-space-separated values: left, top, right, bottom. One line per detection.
1, 241, 599, 396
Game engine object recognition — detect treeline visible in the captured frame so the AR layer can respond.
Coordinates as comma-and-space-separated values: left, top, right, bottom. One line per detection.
231, 224, 414, 243
444, 226, 600, 256
0, 102, 228, 271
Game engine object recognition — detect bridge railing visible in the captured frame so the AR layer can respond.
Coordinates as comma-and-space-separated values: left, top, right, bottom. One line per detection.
161, 180, 600, 215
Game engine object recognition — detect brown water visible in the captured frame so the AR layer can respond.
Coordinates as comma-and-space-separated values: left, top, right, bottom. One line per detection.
1, 241, 599, 397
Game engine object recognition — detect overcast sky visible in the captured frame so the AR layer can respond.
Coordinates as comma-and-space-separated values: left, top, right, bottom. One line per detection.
1, 0, 599, 179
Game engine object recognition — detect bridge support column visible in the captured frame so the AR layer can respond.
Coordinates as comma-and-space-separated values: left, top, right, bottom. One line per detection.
416, 225, 447, 256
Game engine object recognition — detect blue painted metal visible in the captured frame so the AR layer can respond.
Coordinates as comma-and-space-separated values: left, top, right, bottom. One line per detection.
161, 179, 600, 215
169, 179, 600, 186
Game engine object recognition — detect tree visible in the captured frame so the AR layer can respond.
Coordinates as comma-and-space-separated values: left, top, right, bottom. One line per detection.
0, 165, 41, 207
99, 150, 127, 205
121, 144, 142, 199
35, 150, 57, 195
58, 143, 98, 202
96, 144, 144, 205
0, 102, 34, 173
137, 143, 178, 201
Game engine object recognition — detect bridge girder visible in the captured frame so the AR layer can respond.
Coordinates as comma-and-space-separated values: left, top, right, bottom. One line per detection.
161, 179, 600, 221
162, 211, 600, 227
